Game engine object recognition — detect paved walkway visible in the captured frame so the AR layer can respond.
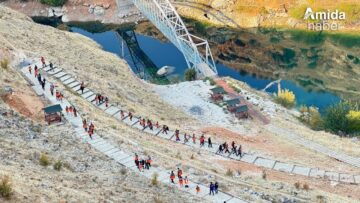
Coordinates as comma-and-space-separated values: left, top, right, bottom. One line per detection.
216, 79, 360, 170
22, 61, 360, 186
20, 62, 247, 203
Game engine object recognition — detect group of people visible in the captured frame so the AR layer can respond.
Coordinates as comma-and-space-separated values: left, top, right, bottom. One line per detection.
65, 106, 77, 117
173, 131, 213, 148
217, 141, 243, 157
139, 117, 160, 130
82, 119, 95, 139
170, 168, 189, 188
95, 93, 109, 107
134, 153, 152, 171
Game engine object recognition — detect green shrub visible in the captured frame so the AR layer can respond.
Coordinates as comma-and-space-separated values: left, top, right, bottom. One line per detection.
40, 0, 67, 6
151, 173, 158, 186
185, 68, 197, 81
0, 59, 9, 70
0, 175, 13, 199
53, 160, 62, 171
225, 169, 233, 177
203, 77, 216, 85
39, 154, 50, 166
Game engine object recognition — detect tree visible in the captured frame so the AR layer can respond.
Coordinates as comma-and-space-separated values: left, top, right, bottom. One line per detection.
40, 0, 67, 7
346, 110, 360, 133
324, 101, 351, 135
275, 89, 296, 108
185, 68, 197, 81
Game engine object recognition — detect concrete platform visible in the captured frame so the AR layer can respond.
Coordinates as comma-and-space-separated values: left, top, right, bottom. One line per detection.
157, 131, 174, 140
86, 94, 97, 102
309, 168, 325, 178
63, 78, 76, 85
254, 158, 276, 169
273, 162, 294, 173
122, 116, 139, 126
105, 106, 121, 116
239, 154, 257, 164
67, 81, 80, 88
292, 165, 311, 177
325, 171, 340, 181
143, 127, 162, 136
31, 85, 44, 96
98, 102, 110, 110
76, 88, 90, 95
204, 191, 233, 203
81, 91, 94, 99
54, 71, 66, 78
226, 197, 248, 203
111, 151, 130, 161
60, 74, 72, 82
48, 68, 62, 75
339, 174, 355, 184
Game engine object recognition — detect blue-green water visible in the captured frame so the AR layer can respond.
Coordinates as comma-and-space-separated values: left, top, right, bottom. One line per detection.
70, 27, 340, 112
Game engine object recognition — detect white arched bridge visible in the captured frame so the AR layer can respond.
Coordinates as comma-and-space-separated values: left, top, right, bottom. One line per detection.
117, 0, 218, 77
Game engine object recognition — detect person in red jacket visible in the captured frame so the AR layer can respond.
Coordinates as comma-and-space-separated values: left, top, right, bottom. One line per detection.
170, 171, 175, 183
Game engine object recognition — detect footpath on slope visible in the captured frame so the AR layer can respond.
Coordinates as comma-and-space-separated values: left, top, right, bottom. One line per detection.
23, 60, 360, 186
216, 80, 360, 170
20, 61, 248, 203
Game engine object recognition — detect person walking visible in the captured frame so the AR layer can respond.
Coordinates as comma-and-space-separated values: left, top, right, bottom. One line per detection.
192, 134, 196, 144
209, 182, 215, 195
28, 66, 32, 74
50, 83, 55, 96
73, 107, 77, 117
196, 185, 200, 194
179, 176, 183, 187
175, 129, 180, 141
199, 135, 205, 147
208, 137, 212, 148
237, 145, 242, 157
184, 176, 189, 188
82, 119, 87, 131
80, 82, 85, 94
177, 168, 183, 178
41, 56, 45, 68
170, 171, 175, 183
214, 182, 219, 194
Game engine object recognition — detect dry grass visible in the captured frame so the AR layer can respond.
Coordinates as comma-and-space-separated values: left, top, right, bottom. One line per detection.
0, 59, 9, 70
39, 153, 50, 166
0, 175, 13, 199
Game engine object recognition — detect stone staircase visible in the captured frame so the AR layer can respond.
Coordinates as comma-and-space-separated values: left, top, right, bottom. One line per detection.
20, 61, 247, 203
22, 60, 360, 186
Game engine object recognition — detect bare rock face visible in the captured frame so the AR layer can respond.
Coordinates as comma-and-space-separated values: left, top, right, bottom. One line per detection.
48, 7, 64, 17
93, 6, 105, 16
211, 0, 236, 10
103, 3, 111, 9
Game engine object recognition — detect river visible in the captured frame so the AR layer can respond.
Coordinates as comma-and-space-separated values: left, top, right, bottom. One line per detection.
70, 26, 340, 112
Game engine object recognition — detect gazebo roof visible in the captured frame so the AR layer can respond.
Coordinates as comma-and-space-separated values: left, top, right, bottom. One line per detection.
234, 105, 248, 113
210, 86, 225, 94
225, 98, 240, 106
43, 104, 62, 114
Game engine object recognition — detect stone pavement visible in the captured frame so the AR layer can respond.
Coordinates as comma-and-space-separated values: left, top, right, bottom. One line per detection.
21, 62, 248, 203
22, 60, 360, 185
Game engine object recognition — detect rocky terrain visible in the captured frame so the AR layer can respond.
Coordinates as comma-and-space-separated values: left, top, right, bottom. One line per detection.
1, 4, 360, 203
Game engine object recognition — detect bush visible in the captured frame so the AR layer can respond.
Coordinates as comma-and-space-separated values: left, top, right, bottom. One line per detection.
299, 106, 324, 130
0, 175, 13, 199
346, 110, 360, 132
323, 101, 360, 135
53, 160, 62, 171
203, 77, 216, 85
303, 183, 310, 191
275, 89, 296, 108
0, 59, 9, 70
151, 173, 158, 186
39, 154, 50, 166
294, 182, 301, 189
262, 170, 267, 180
225, 169, 233, 177
40, 0, 67, 6
185, 68, 197, 81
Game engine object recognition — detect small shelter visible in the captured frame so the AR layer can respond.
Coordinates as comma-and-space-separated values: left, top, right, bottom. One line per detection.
225, 98, 241, 112
234, 105, 249, 118
43, 104, 62, 125
210, 86, 226, 101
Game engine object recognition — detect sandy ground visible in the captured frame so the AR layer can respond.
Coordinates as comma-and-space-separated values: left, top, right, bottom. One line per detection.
1, 5, 360, 202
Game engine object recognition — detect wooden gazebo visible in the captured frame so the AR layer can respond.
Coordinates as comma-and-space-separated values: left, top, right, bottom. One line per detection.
210, 86, 226, 102
225, 98, 241, 112
43, 104, 62, 125
234, 105, 249, 119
